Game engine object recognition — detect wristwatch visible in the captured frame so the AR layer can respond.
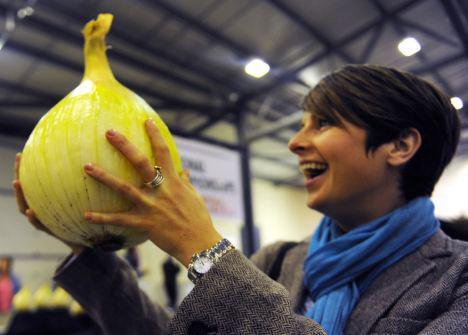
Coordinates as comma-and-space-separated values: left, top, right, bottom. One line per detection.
187, 238, 235, 284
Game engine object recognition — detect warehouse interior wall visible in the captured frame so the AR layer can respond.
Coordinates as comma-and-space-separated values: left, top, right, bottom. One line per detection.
0, 134, 321, 306
1, 133, 468, 306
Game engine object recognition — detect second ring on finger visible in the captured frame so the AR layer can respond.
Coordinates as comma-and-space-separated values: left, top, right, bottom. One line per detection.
144, 166, 165, 189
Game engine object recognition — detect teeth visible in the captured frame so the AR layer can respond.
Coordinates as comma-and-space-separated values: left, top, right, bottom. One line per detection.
299, 162, 328, 174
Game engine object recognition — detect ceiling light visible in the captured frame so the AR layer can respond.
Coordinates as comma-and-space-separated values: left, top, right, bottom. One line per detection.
244, 58, 270, 78
450, 97, 463, 110
17, 6, 34, 19
398, 37, 421, 57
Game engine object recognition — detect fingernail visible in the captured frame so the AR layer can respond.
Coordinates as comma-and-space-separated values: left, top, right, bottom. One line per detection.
145, 119, 154, 127
84, 212, 92, 221
106, 129, 117, 137
84, 163, 93, 172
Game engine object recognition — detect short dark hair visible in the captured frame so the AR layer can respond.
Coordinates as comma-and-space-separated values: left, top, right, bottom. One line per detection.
303, 64, 461, 201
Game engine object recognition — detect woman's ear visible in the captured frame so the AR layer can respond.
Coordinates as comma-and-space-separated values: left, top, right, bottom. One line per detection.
387, 128, 422, 167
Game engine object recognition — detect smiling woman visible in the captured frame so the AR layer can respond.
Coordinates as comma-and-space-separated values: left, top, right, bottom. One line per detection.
12, 65, 468, 335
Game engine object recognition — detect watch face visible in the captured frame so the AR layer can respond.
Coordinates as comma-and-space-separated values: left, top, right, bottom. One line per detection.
193, 256, 214, 274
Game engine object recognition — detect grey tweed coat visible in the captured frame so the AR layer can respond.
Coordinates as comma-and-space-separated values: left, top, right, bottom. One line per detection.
55, 230, 468, 334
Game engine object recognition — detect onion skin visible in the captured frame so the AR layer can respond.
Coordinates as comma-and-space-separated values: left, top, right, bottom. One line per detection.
19, 14, 182, 250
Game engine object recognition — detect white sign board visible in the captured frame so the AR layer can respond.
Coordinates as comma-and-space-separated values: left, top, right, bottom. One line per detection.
174, 136, 244, 222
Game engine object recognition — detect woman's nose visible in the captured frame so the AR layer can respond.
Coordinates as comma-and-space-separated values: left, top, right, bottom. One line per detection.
288, 131, 307, 154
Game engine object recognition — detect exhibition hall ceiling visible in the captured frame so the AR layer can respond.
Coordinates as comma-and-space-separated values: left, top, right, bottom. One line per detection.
0, 0, 467, 186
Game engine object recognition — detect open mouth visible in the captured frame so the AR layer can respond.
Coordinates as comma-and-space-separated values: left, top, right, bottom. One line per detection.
300, 162, 328, 180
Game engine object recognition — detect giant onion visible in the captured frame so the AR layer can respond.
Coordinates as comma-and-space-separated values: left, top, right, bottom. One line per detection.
19, 14, 182, 250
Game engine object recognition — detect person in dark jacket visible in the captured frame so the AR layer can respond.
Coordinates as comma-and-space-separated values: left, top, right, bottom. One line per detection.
13, 65, 467, 334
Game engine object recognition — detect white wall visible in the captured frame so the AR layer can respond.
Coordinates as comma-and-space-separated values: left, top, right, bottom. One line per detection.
0, 135, 70, 292
252, 179, 322, 246
432, 155, 468, 219
0, 133, 317, 306
2, 131, 468, 306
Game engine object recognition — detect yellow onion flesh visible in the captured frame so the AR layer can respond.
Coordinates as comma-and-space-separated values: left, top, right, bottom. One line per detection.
19, 14, 182, 250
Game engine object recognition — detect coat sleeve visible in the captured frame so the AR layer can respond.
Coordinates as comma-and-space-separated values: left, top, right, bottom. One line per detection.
54, 248, 172, 335
169, 250, 324, 334
55, 247, 324, 335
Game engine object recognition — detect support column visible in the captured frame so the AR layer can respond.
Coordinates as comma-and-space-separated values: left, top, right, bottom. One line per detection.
235, 100, 259, 256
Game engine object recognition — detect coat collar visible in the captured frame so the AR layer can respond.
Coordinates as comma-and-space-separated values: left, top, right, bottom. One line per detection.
284, 230, 453, 333
345, 230, 452, 333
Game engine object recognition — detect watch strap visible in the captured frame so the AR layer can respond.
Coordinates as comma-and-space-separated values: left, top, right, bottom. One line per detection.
187, 238, 234, 284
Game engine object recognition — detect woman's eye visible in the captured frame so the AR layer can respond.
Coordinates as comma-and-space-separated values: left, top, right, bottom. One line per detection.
317, 119, 332, 129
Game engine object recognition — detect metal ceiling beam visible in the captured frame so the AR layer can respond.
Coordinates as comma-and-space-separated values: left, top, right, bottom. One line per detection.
252, 171, 302, 188
372, 0, 454, 95
137, 0, 256, 59
410, 51, 465, 74
0, 78, 61, 101
4, 40, 225, 117
251, 152, 297, 168
399, 18, 459, 47
458, 0, 468, 22
359, 23, 385, 63
0, 100, 219, 112
440, 0, 468, 57
267, 0, 357, 64
194, 0, 464, 141
247, 111, 302, 143
0, 100, 55, 108
36, 1, 241, 95
245, 0, 424, 99
0, 111, 242, 151
191, 110, 233, 135
0, 4, 219, 98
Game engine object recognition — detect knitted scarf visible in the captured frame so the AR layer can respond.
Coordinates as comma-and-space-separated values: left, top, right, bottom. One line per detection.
303, 197, 439, 334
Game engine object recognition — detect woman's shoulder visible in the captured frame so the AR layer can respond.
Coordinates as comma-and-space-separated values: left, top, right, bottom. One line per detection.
420, 229, 468, 259
414, 229, 468, 283
250, 239, 308, 273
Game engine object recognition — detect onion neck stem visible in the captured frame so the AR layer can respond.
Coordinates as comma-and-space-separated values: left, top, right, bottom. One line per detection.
83, 37, 116, 83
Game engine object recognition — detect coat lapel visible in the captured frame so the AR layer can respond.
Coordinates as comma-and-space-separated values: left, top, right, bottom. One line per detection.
344, 230, 452, 334
279, 231, 452, 334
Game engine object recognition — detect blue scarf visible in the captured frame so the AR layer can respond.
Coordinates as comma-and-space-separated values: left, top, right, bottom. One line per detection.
303, 197, 439, 335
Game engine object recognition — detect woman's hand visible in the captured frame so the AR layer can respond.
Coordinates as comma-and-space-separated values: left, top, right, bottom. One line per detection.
12, 154, 84, 255
83, 119, 223, 267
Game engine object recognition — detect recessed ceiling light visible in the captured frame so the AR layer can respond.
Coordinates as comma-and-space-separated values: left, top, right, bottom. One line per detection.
398, 37, 421, 57
450, 97, 463, 110
244, 58, 270, 78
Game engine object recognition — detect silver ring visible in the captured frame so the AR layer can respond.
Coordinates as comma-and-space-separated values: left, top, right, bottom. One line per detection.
144, 166, 164, 189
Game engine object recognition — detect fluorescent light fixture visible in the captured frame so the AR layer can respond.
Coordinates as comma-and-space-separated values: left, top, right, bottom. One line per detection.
17, 6, 34, 19
244, 58, 270, 78
450, 97, 463, 110
398, 37, 421, 57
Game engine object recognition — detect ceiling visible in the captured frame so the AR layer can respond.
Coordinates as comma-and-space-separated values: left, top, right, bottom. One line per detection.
0, 0, 467, 187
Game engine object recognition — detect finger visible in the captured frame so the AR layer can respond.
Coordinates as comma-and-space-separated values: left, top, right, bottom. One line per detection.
84, 211, 140, 228
84, 164, 150, 206
14, 153, 21, 180
12, 180, 28, 214
25, 209, 48, 233
180, 169, 190, 182
145, 119, 177, 178
180, 169, 197, 192
105, 129, 155, 182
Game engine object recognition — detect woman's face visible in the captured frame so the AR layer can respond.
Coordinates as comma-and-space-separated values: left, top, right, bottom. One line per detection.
288, 111, 401, 229
0, 259, 9, 275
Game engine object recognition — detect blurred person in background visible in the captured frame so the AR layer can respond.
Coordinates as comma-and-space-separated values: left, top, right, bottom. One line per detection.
124, 246, 143, 278
0, 257, 21, 314
13, 65, 468, 334
162, 257, 180, 311
440, 216, 468, 241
